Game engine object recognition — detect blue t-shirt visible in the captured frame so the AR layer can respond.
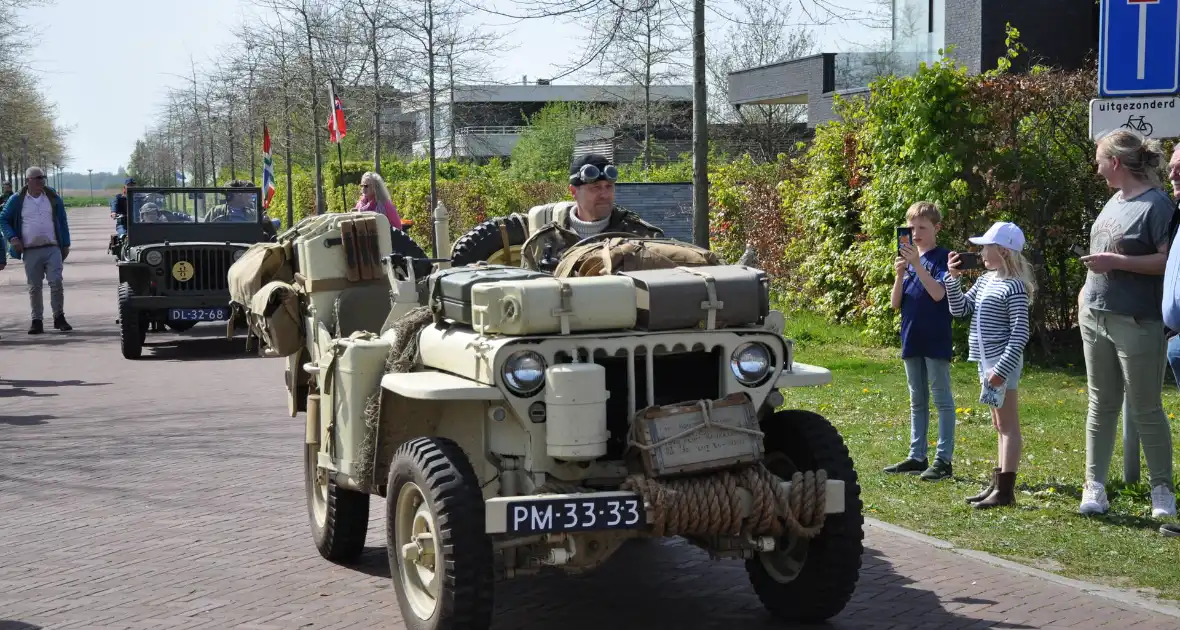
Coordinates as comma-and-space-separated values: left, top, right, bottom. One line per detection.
900, 246, 953, 361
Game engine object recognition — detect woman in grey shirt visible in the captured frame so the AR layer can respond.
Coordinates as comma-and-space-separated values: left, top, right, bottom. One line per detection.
1078, 129, 1175, 518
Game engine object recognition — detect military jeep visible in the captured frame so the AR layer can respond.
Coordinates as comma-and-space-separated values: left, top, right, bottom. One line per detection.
245, 210, 863, 630
114, 186, 280, 359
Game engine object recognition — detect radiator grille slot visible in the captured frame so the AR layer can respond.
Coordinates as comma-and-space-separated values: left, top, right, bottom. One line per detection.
161, 248, 234, 293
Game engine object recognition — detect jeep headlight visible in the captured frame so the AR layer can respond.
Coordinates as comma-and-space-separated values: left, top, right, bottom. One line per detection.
145, 250, 162, 266
730, 342, 773, 386
233, 249, 245, 261
501, 350, 546, 396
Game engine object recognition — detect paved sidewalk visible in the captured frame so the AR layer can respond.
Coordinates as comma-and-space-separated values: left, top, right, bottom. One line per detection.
1, 208, 1179, 630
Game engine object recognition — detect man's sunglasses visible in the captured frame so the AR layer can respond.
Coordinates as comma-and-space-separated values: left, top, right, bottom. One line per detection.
570, 163, 618, 186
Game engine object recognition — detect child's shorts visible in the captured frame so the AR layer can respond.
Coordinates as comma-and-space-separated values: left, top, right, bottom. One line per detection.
978, 358, 1023, 391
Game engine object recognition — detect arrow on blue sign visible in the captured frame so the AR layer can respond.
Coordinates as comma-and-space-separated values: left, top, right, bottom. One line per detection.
1100, 0, 1180, 96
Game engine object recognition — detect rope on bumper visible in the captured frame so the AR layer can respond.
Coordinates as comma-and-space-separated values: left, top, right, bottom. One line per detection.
619, 464, 828, 540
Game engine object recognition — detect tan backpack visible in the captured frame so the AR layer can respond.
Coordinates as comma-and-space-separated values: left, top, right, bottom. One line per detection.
228, 241, 295, 308
247, 280, 305, 357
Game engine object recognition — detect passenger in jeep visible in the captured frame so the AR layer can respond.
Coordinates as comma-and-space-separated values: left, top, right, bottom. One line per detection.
522, 153, 663, 271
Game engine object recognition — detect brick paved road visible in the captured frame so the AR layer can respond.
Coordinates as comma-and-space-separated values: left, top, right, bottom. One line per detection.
1, 208, 1179, 630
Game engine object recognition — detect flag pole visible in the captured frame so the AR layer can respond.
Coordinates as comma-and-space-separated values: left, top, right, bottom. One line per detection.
337, 141, 346, 210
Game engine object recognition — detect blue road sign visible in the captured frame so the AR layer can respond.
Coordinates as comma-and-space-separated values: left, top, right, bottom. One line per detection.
1100, 0, 1180, 97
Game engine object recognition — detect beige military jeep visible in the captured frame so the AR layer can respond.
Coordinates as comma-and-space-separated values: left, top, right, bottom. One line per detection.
240, 209, 863, 630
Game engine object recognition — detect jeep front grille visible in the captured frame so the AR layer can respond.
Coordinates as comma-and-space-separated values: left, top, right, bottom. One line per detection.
161, 248, 234, 293
553, 344, 722, 459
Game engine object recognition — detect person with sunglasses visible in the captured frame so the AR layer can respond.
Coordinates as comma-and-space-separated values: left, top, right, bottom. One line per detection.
0, 166, 73, 334
521, 153, 663, 271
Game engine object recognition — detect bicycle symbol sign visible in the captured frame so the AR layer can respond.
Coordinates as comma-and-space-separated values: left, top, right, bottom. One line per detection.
1123, 114, 1155, 135
1089, 95, 1180, 139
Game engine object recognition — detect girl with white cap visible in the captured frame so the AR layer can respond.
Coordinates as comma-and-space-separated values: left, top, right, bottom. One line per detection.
945, 221, 1035, 509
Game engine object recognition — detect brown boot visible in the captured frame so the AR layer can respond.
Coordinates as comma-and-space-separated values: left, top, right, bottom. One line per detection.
974, 472, 1016, 509
966, 467, 1000, 504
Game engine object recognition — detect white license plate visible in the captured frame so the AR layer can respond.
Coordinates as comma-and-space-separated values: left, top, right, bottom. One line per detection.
169, 308, 228, 322
505, 496, 645, 534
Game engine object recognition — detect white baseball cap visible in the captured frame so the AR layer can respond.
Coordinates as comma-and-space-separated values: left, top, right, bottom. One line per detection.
968, 221, 1025, 252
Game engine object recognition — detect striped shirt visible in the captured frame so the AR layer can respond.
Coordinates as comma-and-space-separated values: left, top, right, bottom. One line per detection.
945, 272, 1030, 380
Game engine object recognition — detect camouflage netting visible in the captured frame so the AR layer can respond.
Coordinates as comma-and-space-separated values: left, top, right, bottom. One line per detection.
356, 305, 435, 488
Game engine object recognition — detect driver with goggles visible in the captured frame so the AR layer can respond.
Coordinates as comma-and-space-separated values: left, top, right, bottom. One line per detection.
521, 153, 663, 271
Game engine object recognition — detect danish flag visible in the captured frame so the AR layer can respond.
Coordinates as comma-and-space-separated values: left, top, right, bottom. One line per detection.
327, 82, 347, 144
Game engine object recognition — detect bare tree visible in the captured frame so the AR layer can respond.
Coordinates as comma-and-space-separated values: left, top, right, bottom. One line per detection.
389, 0, 504, 252
706, 0, 815, 161
595, 0, 689, 169
257, 0, 334, 215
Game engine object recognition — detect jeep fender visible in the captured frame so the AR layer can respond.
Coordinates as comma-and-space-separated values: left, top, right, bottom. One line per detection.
116, 262, 153, 293
774, 362, 832, 388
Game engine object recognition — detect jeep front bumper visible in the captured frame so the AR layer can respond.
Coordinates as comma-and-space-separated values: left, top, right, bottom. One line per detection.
484, 480, 846, 535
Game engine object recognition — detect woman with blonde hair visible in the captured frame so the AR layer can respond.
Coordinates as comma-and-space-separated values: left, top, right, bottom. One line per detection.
1077, 128, 1175, 518
354, 171, 403, 230
946, 221, 1034, 509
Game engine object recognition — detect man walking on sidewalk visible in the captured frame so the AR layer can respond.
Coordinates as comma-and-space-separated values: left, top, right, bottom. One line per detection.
0, 166, 73, 334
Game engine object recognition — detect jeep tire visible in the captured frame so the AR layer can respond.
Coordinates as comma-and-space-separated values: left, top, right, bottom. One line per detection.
745, 409, 864, 623
390, 226, 434, 279
305, 443, 370, 563
387, 437, 494, 630
449, 214, 528, 267
118, 282, 146, 359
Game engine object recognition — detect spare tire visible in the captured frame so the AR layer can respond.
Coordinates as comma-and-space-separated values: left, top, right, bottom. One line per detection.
390, 226, 433, 279
450, 214, 528, 267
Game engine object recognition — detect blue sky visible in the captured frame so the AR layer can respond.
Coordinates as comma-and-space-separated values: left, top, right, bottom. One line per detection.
21, 0, 878, 173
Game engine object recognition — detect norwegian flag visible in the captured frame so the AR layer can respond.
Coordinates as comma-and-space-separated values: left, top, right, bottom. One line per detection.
262, 123, 276, 209
327, 82, 347, 143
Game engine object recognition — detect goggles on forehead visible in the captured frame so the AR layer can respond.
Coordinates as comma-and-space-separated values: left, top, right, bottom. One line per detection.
570, 163, 619, 186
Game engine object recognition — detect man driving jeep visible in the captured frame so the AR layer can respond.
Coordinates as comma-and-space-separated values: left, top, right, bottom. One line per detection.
521, 153, 663, 271
206, 180, 258, 222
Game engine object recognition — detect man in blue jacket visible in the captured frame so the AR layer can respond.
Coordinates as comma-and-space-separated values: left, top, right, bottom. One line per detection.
0, 166, 73, 334
110, 176, 134, 237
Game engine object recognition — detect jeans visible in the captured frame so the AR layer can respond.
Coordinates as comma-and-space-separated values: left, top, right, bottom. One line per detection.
22, 245, 64, 321
903, 356, 956, 464
1168, 334, 1180, 389
1080, 306, 1173, 489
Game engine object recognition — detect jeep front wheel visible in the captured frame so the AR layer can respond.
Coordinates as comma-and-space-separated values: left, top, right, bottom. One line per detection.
745, 409, 864, 623
305, 443, 370, 562
118, 282, 145, 359
387, 437, 493, 630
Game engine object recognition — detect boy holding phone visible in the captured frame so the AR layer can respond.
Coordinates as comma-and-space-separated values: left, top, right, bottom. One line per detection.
886, 201, 958, 481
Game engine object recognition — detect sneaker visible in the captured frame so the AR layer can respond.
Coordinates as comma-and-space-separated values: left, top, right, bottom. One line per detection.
53, 314, 72, 332
920, 458, 954, 481
1079, 481, 1110, 515
883, 457, 928, 475
1152, 485, 1177, 518
27, 319, 43, 335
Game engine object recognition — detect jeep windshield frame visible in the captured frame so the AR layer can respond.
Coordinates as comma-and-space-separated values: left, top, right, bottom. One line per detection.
124, 186, 272, 247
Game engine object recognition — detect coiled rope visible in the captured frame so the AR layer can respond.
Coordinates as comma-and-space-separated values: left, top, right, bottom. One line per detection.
535, 463, 828, 540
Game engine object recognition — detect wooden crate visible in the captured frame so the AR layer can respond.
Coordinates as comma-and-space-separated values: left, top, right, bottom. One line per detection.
631, 393, 763, 478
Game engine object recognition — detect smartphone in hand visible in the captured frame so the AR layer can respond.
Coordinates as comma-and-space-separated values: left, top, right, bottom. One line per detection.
954, 251, 983, 271
896, 227, 913, 252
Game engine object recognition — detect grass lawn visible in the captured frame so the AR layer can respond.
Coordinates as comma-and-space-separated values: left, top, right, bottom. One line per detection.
779, 309, 1180, 603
